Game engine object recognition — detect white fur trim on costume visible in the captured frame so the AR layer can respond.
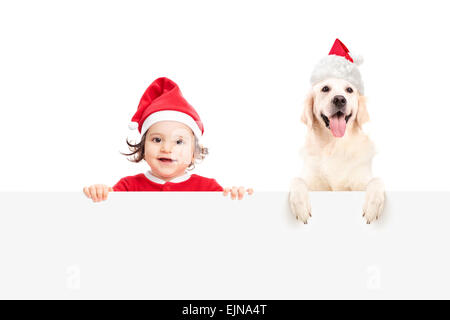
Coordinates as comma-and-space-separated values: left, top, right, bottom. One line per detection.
140, 110, 202, 137
128, 122, 139, 130
310, 55, 364, 94
144, 171, 191, 184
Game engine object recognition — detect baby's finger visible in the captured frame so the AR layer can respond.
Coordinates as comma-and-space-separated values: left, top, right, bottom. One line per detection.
104, 186, 113, 200
223, 187, 230, 196
83, 187, 91, 198
247, 188, 254, 195
238, 186, 245, 200
231, 186, 238, 200
102, 187, 109, 201
97, 188, 104, 202
89, 186, 98, 202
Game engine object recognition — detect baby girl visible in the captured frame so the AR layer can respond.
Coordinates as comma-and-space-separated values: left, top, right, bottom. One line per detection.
83, 77, 252, 201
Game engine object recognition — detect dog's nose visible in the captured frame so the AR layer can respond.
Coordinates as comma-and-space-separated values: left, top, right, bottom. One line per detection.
332, 95, 347, 108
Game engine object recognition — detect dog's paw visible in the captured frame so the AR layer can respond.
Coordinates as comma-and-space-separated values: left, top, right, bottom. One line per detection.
289, 178, 312, 224
362, 178, 385, 224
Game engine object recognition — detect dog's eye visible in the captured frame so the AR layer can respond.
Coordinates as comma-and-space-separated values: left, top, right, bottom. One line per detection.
321, 86, 330, 92
346, 87, 353, 93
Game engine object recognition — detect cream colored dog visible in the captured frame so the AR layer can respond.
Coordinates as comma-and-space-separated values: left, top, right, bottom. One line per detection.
289, 77, 385, 224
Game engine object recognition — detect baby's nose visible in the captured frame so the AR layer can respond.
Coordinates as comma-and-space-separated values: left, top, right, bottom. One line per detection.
161, 142, 173, 152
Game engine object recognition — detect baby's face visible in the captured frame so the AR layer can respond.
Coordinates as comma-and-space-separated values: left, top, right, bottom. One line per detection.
144, 121, 195, 181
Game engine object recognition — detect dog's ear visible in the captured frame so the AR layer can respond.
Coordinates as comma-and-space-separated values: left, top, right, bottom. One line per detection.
301, 92, 314, 128
356, 95, 370, 127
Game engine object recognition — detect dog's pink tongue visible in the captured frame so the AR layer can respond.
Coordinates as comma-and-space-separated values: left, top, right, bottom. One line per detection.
330, 114, 346, 138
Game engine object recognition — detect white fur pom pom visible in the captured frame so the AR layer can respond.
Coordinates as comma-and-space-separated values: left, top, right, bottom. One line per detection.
352, 54, 364, 66
128, 122, 138, 130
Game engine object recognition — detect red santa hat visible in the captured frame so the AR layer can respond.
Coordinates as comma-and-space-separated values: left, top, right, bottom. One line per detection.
128, 77, 204, 137
310, 39, 364, 94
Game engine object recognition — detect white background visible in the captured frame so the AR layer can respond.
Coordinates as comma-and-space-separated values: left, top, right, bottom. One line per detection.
1, 0, 449, 191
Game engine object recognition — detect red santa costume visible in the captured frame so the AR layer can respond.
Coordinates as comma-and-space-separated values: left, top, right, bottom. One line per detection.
113, 77, 223, 192
113, 172, 223, 192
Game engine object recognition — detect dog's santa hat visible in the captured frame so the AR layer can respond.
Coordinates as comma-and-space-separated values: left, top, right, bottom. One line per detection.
128, 77, 203, 138
310, 38, 364, 94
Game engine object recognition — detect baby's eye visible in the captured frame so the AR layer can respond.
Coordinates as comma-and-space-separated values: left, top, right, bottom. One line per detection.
176, 139, 184, 145
152, 137, 161, 143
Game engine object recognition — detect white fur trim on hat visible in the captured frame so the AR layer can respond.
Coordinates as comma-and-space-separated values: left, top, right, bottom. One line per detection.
128, 122, 139, 130
310, 54, 364, 94
140, 110, 202, 138
351, 53, 364, 66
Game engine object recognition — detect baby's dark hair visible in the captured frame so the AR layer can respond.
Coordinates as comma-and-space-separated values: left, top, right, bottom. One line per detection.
121, 131, 208, 170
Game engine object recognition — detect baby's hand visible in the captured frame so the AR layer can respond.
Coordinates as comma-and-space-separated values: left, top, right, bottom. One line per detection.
83, 184, 113, 202
223, 186, 254, 200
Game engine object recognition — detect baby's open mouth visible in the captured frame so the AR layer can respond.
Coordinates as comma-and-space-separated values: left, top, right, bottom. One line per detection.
158, 157, 176, 163
320, 111, 352, 138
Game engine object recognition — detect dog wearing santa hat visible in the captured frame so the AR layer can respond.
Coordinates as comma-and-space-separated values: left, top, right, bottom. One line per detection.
289, 39, 385, 224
